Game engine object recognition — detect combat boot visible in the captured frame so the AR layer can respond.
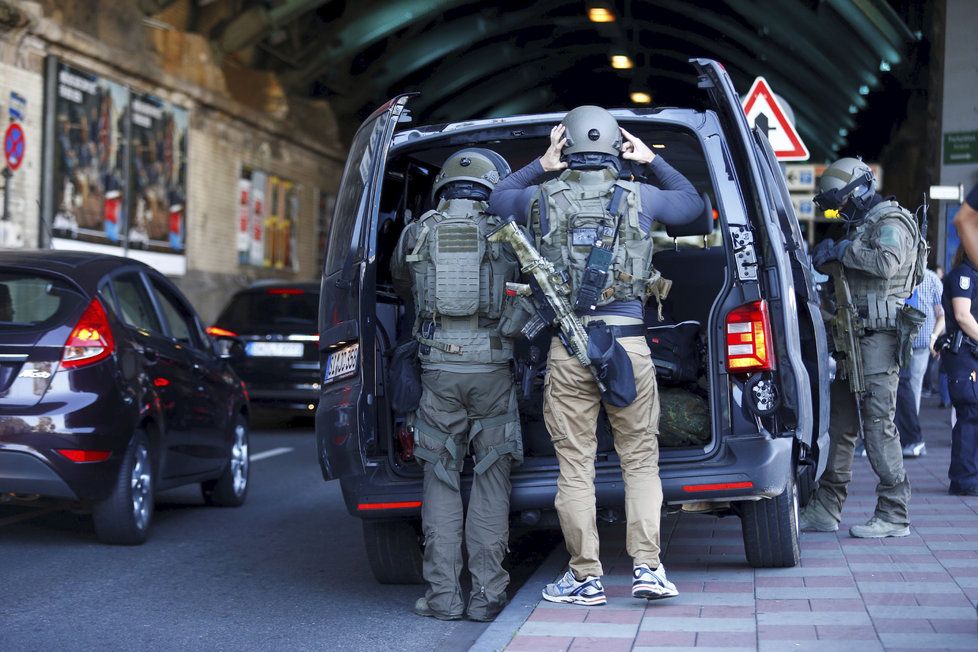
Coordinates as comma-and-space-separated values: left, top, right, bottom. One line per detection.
414, 597, 462, 621
849, 517, 910, 538
798, 504, 839, 532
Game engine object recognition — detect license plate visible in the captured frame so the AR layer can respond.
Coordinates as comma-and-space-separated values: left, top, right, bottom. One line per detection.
246, 342, 304, 358
325, 343, 359, 382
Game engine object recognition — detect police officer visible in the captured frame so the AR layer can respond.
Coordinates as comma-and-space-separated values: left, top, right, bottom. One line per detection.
800, 157, 922, 538
941, 244, 978, 496
391, 148, 522, 622
489, 106, 703, 605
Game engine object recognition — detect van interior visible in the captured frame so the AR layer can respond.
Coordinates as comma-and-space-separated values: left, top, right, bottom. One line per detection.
371, 120, 728, 477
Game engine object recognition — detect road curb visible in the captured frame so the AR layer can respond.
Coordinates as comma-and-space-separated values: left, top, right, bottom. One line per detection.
469, 540, 567, 652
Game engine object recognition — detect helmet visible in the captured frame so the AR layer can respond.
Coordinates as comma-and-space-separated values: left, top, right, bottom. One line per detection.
813, 157, 876, 212
432, 148, 510, 201
561, 105, 622, 157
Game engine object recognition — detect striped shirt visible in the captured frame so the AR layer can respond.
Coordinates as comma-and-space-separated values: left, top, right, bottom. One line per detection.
908, 268, 943, 349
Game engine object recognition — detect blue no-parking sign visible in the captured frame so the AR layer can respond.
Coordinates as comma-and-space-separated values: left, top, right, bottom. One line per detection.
4, 122, 25, 171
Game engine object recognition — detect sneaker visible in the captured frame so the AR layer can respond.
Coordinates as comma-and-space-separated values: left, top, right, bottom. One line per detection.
542, 570, 607, 606
854, 443, 867, 457
849, 517, 911, 538
413, 597, 462, 621
902, 442, 927, 458
798, 505, 839, 532
632, 563, 679, 600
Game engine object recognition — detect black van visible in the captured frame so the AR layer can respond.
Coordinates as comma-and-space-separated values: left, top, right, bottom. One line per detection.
315, 59, 830, 583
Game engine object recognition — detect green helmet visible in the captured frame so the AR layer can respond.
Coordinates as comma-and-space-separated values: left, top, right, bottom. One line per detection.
561, 105, 622, 157
431, 148, 509, 200
813, 157, 876, 211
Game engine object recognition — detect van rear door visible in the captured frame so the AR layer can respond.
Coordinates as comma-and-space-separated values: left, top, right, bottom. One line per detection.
316, 95, 410, 481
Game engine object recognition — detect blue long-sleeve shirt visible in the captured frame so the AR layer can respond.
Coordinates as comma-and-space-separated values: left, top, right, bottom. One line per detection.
488, 156, 704, 319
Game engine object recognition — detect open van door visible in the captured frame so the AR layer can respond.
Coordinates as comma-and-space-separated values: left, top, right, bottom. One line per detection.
316, 95, 411, 481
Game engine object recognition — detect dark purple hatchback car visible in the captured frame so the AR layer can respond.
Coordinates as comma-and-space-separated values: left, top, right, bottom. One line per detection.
0, 251, 249, 544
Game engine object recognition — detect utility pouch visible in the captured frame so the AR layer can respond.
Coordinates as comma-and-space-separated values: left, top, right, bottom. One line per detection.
499, 295, 533, 339
574, 246, 614, 313
896, 303, 926, 367
418, 320, 436, 355
586, 322, 637, 407
389, 338, 422, 413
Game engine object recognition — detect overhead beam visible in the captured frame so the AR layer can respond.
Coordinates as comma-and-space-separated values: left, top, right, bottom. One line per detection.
211, 0, 331, 59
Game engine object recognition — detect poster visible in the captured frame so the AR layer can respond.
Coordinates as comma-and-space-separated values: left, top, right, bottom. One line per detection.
239, 168, 297, 270
249, 169, 266, 267
50, 62, 129, 245
237, 174, 252, 265
128, 91, 188, 253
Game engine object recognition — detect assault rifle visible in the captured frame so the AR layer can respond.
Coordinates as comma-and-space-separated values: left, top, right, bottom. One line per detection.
487, 217, 607, 394
824, 260, 866, 438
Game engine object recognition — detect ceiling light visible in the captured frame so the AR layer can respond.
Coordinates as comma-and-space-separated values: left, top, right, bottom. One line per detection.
630, 91, 652, 104
858, 85, 870, 95
588, 6, 615, 22
879, 60, 891, 72
611, 55, 633, 70
848, 104, 858, 114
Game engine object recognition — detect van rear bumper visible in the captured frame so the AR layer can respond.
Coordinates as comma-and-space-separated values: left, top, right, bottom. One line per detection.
341, 436, 794, 519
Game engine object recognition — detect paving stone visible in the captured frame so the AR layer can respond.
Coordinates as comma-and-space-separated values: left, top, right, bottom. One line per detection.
753, 566, 851, 577
506, 635, 573, 651
669, 593, 754, 606
756, 587, 860, 600
702, 581, 753, 593
915, 592, 975, 607
856, 580, 965, 593
520, 622, 639, 639
878, 633, 978, 649
808, 599, 867, 611
870, 617, 935, 633
755, 599, 811, 612
757, 611, 870, 626
865, 605, 977, 619
639, 604, 700, 618
640, 617, 755, 633
632, 630, 695, 647
813, 625, 879, 640
568, 637, 635, 652
929, 618, 978, 633
803, 575, 856, 587
758, 642, 883, 652
848, 562, 945, 573
756, 624, 817, 640
584, 609, 643, 624
755, 576, 804, 587
695, 631, 757, 647
529, 608, 589, 623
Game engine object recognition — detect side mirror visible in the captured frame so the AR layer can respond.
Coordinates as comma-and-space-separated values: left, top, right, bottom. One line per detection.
214, 337, 245, 360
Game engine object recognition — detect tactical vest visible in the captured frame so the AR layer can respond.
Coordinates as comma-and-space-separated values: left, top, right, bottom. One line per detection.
846, 200, 922, 331
406, 199, 518, 364
532, 168, 663, 309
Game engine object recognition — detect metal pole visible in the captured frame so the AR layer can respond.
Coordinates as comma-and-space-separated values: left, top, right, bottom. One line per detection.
2, 167, 10, 222
40, 55, 58, 248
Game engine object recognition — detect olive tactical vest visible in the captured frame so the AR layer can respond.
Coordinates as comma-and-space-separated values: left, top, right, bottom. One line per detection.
846, 200, 921, 331
406, 199, 518, 364
532, 168, 660, 308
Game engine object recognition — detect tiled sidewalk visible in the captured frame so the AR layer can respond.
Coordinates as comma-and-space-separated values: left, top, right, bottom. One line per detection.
502, 399, 978, 651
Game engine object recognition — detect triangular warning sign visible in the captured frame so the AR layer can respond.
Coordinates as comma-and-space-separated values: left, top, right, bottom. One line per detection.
742, 77, 810, 161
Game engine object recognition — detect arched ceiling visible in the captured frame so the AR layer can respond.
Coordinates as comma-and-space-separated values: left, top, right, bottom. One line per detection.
188, 0, 918, 160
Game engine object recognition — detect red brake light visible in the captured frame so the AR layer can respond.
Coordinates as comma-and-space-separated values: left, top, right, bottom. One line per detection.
57, 449, 111, 463
682, 481, 753, 492
61, 298, 115, 369
267, 288, 304, 295
356, 501, 422, 511
725, 300, 774, 372
206, 326, 237, 337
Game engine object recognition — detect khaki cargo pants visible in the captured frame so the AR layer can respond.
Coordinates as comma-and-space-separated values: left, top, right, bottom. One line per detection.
543, 335, 663, 579
807, 330, 911, 526
414, 365, 522, 620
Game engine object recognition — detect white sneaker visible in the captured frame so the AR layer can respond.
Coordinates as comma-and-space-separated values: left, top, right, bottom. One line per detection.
542, 570, 607, 606
632, 563, 679, 600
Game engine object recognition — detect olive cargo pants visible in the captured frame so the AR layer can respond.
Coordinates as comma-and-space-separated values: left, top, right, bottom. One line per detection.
414, 366, 521, 620
808, 331, 912, 526
543, 335, 663, 579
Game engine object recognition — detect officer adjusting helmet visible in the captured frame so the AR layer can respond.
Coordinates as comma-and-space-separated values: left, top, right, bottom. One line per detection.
560, 105, 623, 170
431, 148, 510, 203
813, 157, 876, 215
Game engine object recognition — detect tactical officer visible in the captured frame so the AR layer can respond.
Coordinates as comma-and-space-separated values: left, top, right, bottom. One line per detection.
489, 106, 703, 605
391, 148, 522, 622
801, 157, 923, 538
941, 245, 978, 496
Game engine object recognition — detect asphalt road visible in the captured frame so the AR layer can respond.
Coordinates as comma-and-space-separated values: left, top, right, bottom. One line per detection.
0, 418, 557, 651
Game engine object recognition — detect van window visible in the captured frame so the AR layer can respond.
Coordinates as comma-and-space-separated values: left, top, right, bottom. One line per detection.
324, 111, 390, 275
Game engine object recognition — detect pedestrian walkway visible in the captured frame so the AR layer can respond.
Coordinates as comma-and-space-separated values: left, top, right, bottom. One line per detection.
485, 398, 978, 651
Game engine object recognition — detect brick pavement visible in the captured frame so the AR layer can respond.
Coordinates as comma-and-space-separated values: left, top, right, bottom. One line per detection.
499, 398, 978, 651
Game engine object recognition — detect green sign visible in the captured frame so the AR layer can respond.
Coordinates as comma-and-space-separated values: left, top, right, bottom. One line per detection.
944, 131, 978, 165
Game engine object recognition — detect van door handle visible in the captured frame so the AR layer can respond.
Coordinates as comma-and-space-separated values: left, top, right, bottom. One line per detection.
140, 348, 158, 363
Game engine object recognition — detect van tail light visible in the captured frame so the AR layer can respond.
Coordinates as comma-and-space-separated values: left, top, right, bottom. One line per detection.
61, 298, 115, 369
57, 449, 111, 463
206, 326, 238, 337
725, 300, 774, 372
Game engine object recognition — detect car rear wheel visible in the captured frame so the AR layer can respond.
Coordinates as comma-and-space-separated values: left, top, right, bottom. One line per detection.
202, 415, 249, 507
739, 471, 801, 568
93, 430, 154, 545
362, 519, 424, 584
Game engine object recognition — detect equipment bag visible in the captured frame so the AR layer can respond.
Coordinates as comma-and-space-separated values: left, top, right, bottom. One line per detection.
646, 320, 702, 384
389, 338, 422, 413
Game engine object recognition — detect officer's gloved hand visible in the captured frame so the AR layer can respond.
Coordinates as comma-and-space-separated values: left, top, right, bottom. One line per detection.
811, 238, 835, 269
812, 239, 851, 270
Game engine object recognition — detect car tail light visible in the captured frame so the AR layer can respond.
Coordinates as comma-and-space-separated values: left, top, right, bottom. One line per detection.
206, 326, 237, 337
682, 481, 753, 492
267, 288, 304, 295
61, 298, 115, 369
57, 449, 111, 463
725, 300, 774, 372
356, 501, 422, 511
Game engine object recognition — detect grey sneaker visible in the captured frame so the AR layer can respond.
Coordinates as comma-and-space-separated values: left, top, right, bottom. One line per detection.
799, 504, 839, 532
902, 442, 927, 458
849, 517, 911, 538
542, 570, 607, 606
632, 563, 679, 600
414, 597, 462, 621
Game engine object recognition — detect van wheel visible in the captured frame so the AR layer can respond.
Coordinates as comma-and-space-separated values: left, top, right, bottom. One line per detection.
202, 415, 250, 507
362, 519, 424, 584
93, 430, 154, 545
739, 473, 800, 568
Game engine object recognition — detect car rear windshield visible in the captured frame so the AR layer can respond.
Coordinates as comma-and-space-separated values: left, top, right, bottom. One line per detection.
0, 271, 86, 330
217, 289, 319, 332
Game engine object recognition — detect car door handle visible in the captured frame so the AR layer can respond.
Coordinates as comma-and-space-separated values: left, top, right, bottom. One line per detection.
140, 348, 158, 364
